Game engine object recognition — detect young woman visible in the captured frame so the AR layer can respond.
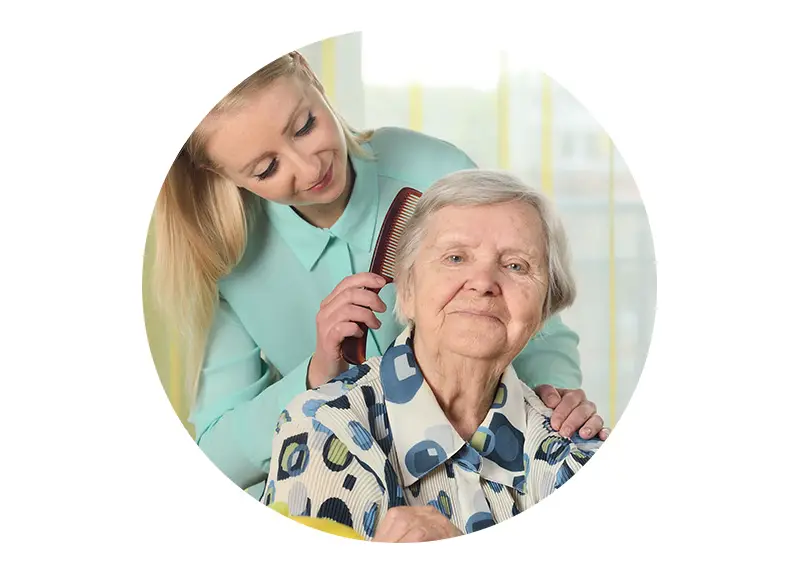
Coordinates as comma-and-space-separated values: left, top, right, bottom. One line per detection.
151, 50, 606, 494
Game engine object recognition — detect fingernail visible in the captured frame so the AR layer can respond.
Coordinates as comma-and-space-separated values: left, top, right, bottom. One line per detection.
580, 428, 590, 438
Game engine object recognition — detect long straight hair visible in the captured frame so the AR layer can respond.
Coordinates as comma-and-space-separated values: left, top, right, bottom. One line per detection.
150, 52, 372, 403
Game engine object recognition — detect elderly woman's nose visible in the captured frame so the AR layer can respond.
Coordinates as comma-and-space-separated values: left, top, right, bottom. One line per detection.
465, 262, 501, 295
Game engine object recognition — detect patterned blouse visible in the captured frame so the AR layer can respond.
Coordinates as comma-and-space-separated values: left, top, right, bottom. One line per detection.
263, 327, 601, 538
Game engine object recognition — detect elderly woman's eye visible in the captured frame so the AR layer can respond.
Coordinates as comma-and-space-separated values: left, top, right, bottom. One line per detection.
446, 254, 464, 264
506, 262, 525, 272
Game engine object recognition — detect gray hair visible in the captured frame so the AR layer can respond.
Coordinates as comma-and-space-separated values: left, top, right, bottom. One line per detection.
393, 169, 576, 326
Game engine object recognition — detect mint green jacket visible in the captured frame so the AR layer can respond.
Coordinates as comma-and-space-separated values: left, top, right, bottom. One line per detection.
191, 127, 582, 491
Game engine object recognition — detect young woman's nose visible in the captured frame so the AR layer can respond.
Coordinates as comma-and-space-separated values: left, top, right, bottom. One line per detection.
285, 148, 323, 189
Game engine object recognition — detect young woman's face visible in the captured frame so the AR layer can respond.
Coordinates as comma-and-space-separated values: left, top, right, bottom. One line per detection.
202, 73, 350, 207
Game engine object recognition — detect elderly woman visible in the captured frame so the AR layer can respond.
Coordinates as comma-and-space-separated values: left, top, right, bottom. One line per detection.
263, 170, 601, 541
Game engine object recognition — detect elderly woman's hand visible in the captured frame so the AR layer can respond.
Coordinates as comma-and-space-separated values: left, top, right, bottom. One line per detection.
534, 385, 610, 440
373, 506, 462, 542
307, 272, 387, 388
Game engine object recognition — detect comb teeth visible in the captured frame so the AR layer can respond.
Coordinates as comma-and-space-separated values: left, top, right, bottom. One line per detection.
370, 189, 422, 281
341, 187, 421, 366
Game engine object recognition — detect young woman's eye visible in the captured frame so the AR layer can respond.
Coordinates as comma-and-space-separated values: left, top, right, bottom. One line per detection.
255, 159, 278, 181
295, 112, 316, 137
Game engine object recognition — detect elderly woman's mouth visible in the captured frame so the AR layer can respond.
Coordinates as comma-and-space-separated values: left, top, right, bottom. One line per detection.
451, 309, 504, 322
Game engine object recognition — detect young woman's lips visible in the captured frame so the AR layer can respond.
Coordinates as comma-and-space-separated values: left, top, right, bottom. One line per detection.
308, 164, 333, 193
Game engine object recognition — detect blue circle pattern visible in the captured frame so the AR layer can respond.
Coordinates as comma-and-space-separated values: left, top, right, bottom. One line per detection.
487, 480, 503, 493
555, 462, 575, 489
493, 424, 519, 462
277, 433, 310, 481
317, 497, 353, 528
482, 413, 525, 472
405, 440, 447, 478
428, 491, 453, 519
536, 434, 572, 465
286, 443, 310, 477
363, 502, 378, 538
275, 409, 291, 434
570, 433, 595, 445
438, 491, 453, 518
264, 480, 276, 506
381, 344, 424, 404
312, 419, 332, 435
454, 445, 482, 473
491, 382, 508, 409
326, 395, 351, 410
348, 420, 374, 451
571, 447, 594, 466
335, 363, 371, 384
465, 512, 496, 533
470, 427, 496, 456
362, 385, 393, 456
384, 460, 405, 508
369, 403, 389, 436
302, 399, 327, 418
517, 452, 530, 493
270, 331, 598, 535
322, 433, 353, 472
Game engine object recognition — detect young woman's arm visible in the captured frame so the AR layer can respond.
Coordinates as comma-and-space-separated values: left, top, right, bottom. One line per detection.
190, 300, 310, 488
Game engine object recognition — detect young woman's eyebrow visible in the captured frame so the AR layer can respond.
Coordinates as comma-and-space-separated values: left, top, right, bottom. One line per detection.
238, 98, 306, 175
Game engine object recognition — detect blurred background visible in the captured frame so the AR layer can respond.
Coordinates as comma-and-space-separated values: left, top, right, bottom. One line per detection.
143, 31, 656, 438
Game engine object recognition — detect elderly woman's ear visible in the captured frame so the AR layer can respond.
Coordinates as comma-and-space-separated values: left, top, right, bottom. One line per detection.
394, 277, 414, 325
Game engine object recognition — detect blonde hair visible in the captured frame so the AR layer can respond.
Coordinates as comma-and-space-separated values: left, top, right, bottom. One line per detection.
151, 51, 372, 403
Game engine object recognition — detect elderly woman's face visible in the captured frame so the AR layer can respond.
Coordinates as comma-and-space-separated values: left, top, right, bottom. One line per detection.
402, 202, 549, 362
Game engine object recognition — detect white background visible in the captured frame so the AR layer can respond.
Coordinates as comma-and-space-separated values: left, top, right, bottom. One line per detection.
2, 1, 798, 569
306, 32, 655, 425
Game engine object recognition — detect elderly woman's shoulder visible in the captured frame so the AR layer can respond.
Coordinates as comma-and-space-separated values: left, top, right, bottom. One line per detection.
517, 382, 554, 416
368, 127, 476, 183
517, 383, 604, 453
275, 358, 385, 434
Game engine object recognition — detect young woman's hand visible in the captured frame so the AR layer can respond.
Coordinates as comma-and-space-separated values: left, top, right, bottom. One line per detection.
307, 272, 387, 388
534, 385, 610, 440
373, 506, 462, 542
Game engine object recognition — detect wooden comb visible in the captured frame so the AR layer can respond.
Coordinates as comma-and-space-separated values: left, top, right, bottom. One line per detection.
340, 187, 422, 365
